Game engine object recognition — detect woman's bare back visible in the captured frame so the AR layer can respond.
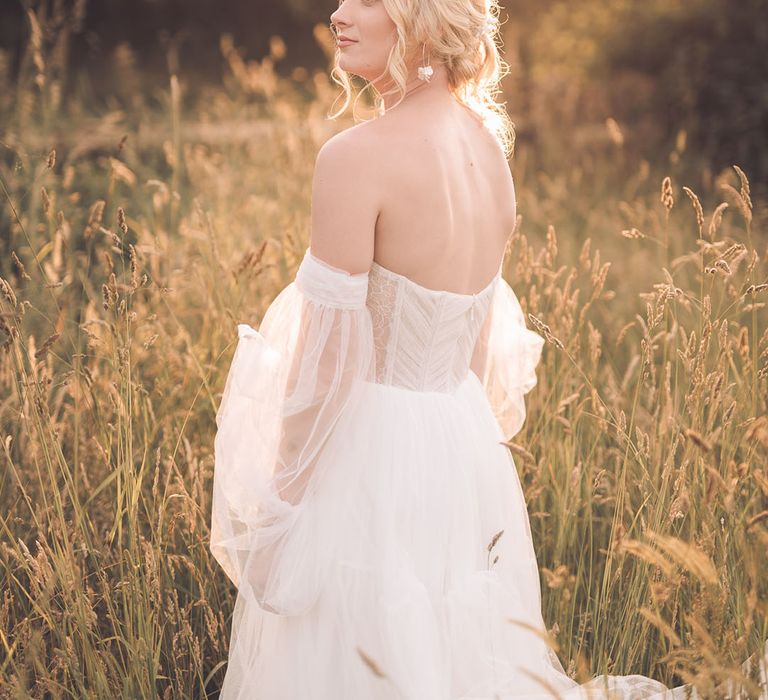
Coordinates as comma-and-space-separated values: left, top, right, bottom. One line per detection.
332, 93, 516, 295
358, 95, 516, 295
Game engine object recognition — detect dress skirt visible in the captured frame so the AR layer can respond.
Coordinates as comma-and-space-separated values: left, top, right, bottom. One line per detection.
219, 372, 685, 700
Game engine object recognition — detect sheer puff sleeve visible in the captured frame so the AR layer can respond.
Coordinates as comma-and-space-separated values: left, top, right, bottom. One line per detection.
210, 247, 375, 615
471, 275, 545, 440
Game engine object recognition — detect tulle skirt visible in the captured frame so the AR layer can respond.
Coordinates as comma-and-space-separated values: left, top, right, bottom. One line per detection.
218, 371, 761, 700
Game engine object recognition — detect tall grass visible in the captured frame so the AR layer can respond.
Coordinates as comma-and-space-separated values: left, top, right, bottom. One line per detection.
1, 4, 766, 698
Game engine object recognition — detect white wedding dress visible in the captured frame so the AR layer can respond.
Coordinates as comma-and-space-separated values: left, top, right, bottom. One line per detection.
210, 247, 767, 699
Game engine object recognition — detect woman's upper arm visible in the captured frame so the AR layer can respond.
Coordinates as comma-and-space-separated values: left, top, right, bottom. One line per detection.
309, 129, 380, 275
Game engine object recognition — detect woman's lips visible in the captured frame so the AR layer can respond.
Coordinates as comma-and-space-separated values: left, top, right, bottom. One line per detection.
337, 38, 357, 47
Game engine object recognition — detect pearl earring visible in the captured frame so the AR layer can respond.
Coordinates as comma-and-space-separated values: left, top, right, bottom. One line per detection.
417, 43, 433, 82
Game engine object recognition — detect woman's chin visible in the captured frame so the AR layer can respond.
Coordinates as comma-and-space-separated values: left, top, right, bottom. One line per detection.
338, 62, 368, 81
338, 57, 356, 73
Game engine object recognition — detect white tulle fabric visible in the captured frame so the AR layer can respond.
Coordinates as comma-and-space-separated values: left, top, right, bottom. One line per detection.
471, 270, 546, 440
211, 247, 767, 699
211, 248, 375, 615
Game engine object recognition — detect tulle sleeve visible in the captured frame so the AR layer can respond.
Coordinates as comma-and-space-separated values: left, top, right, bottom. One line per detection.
471, 275, 545, 439
210, 247, 375, 615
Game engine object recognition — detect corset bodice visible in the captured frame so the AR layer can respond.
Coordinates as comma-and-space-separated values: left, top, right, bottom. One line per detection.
365, 260, 500, 393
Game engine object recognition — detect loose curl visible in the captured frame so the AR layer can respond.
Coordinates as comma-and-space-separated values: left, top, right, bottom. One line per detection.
328, 0, 515, 158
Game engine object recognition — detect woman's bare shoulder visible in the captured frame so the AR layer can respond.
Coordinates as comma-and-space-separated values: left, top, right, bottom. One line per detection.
315, 121, 395, 202
321, 116, 400, 161
319, 118, 406, 192
311, 122, 384, 274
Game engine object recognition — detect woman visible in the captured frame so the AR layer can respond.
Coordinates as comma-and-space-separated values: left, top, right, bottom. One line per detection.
209, 1, 767, 698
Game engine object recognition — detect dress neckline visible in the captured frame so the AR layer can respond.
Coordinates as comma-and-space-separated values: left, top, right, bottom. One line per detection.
304, 247, 500, 299
370, 259, 500, 299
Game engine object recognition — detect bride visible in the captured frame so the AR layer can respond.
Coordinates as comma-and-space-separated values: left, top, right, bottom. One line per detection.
209, 1, 767, 698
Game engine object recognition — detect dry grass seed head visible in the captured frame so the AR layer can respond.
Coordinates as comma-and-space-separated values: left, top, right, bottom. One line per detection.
661, 176, 674, 212
732, 165, 753, 211
719, 183, 752, 225
682, 186, 705, 237
12, 251, 31, 280
708, 203, 729, 241
0, 277, 18, 307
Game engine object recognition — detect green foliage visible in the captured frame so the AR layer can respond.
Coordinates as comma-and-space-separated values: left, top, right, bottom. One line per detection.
512, 0, 768, 181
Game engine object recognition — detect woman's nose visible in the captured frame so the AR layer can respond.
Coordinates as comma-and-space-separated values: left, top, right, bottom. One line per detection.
330, 6, 348, 29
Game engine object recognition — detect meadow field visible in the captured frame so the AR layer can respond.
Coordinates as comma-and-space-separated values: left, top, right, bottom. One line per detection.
1, 7, 767, 699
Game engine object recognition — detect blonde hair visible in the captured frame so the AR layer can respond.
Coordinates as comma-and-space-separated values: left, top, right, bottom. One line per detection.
328, 0, 515, 158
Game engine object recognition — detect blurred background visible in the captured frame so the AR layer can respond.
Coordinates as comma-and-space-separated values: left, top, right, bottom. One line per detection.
2, 0, 768, 183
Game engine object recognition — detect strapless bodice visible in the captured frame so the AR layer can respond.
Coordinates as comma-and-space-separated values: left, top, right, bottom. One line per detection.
365, 260, 500, 393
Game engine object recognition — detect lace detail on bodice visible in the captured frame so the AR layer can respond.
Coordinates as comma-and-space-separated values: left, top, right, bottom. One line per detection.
366, 261, 500, 393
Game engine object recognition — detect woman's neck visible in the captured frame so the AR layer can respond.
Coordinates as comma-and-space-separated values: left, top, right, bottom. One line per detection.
377, 62, 451, 111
